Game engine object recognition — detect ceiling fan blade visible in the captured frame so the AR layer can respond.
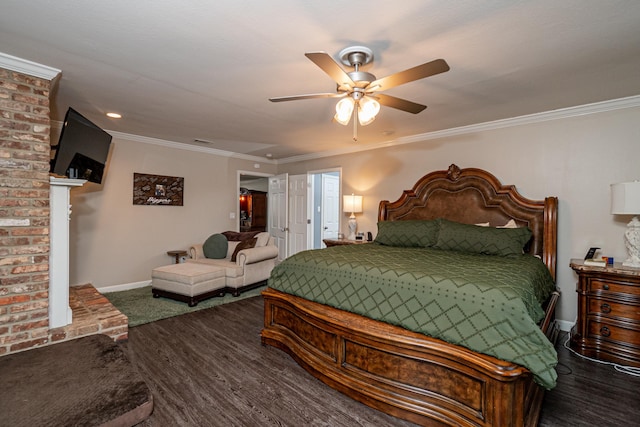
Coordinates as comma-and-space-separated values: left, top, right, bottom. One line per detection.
374, 93, 427, 114
305, 52, 355, 89
269, 92, 347, 102
368, 59, 449, 92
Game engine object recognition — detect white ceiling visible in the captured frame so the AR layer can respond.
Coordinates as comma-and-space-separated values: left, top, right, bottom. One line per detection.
2, 1, 640, 160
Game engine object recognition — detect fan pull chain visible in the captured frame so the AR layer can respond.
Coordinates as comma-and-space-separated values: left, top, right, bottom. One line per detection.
352, 60, 360, 141
353, 105, 358, 142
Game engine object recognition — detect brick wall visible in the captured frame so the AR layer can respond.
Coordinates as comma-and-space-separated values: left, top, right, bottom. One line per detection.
0, 66, 52, 355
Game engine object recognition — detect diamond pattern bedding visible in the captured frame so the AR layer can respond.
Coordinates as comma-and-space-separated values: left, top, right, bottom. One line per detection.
268, 243, 558, 389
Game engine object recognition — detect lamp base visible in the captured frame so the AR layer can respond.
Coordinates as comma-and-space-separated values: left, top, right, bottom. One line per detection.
622, 258, 640, 268
347, 214, 357, 240
623, 216, 640, 268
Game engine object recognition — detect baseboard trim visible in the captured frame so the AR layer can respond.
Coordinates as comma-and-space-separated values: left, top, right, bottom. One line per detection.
98, 280, 151, 294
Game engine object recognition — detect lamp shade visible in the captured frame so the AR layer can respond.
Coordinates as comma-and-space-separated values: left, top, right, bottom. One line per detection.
358, 97, 380, 126
343, 194, 363, 213
334, 98, 355, 126
611, 182, 640, 214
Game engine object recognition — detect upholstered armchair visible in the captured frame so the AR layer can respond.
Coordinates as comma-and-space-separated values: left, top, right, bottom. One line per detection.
188, 231, 278, 296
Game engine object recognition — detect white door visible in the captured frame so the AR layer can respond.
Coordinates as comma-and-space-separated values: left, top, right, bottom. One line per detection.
288, 174, 308, 256
268, 173, 288, 261
321, 174, 340, 242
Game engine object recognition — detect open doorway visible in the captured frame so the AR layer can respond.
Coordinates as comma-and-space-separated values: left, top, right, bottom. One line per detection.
276, 170, 341, 256
240, 169, 341, 255
308, 170, 341, 249
238, 173, 270, 232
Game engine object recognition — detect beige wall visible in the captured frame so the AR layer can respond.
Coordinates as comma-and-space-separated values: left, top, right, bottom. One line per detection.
63, 104, 640, 325
277, 105, 640, 324
67, 136, 276, 289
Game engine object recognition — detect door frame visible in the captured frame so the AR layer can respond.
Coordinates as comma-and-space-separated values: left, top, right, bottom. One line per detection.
237, 170, 272, 232
287, 174, 310, 257
237, 168, 342, 252
307, 167, 342, 249
268, 173, 289, 262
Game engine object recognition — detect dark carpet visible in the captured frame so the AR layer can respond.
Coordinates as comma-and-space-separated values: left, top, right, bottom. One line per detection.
0, 334, 153, 427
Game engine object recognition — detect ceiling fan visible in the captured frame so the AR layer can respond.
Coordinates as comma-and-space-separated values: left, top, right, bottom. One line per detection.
269, 46, 449, 141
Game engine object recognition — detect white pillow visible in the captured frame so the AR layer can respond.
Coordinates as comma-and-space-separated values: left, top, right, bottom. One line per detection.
476, 219, 519, 228
497, 219, 519, 229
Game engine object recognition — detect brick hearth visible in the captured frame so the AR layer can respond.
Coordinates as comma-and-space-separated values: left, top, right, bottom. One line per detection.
49, 284, 128, 343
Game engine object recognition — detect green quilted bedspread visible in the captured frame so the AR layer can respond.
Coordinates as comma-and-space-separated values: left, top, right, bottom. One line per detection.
268, 244, 558, 389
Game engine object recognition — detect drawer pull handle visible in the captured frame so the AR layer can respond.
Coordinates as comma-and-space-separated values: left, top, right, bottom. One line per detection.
600, 326, 611, 337
602, 284, 609, 290
601, 303, 611, 313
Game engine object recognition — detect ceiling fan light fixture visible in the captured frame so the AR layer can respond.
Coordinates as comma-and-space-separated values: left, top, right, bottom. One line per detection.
358, 97, 380, 126
271, 47, 449, 141
334, 97, 354, 125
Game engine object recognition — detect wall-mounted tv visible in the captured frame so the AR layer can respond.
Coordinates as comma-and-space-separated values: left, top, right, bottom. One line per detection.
50, 107, 113, 184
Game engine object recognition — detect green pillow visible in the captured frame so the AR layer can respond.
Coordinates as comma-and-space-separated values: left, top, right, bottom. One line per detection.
203, 233, 228, 259
434, 219, 532, 256
374, 219, 441, 248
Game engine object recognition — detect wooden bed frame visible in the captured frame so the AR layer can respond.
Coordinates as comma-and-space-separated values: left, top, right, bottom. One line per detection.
261, 164, 559, 427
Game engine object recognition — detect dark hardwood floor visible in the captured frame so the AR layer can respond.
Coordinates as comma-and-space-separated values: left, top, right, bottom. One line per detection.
120, 296, 640, 426
539, 333, 640, 426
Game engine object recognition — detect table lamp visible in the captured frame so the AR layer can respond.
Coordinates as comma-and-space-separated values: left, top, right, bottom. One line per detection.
343, 194, 363, 240
611, 181, 640, 267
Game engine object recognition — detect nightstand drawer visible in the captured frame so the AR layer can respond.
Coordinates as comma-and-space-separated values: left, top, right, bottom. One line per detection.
589, 279, 640, 297
587, 318, 640, 348
588, 297, 640, 321
571, 259, 640, 365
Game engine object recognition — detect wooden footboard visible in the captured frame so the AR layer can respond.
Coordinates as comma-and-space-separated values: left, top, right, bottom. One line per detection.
261, 287, 558, 427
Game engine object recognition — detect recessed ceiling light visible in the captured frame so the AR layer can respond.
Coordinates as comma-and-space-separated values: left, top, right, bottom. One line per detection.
106, 112, 122, 119
266, 153, 273, 158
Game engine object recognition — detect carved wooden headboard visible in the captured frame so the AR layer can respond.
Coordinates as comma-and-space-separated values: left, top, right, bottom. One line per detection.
378, 164, 558, 280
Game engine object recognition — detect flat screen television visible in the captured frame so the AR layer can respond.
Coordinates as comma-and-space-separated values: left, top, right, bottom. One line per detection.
50, 107, 112, 184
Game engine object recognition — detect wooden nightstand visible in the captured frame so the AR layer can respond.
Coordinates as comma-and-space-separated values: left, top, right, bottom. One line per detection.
323, 238, 370, 247
569, 258, 640, 367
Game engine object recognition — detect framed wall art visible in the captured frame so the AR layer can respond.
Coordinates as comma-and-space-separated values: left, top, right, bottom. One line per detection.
133, 173, 184, 206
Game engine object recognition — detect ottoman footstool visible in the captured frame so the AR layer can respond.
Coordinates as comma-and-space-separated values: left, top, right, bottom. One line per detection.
151, 263, 226, 306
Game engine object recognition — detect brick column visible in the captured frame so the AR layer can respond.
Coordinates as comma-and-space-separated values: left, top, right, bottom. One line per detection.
0, 65, 55, 355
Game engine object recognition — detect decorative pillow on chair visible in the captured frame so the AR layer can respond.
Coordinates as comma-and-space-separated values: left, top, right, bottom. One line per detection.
434, 219, 531, 256
374, 219, 441, 248
203, 233, 228, 259
254, 232, 270, 247
231, 237, 258, 262
222, 230, 261, 241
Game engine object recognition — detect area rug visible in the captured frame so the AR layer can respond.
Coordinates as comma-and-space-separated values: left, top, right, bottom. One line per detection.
0, 334, 153, 427
104, 285, 266, 327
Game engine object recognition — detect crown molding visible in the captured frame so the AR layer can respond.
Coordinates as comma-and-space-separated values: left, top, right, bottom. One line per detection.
277, 94, 640, 164
106, 130, 277, 164
0, 52, 60, 80
51, 93, 640, 166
